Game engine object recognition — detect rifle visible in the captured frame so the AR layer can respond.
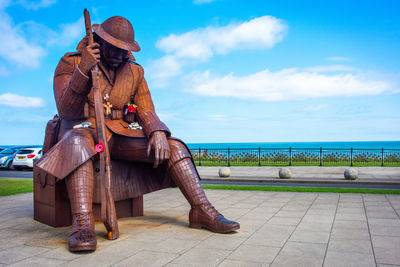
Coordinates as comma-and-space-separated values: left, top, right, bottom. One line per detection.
84, 8, 119, 240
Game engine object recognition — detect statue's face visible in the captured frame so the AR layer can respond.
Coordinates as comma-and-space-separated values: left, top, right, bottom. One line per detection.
100, 38, 128, 69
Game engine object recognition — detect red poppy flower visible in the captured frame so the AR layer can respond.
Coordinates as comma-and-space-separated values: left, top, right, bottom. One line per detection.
95, 143, 105, 152
127, 105, 137, 113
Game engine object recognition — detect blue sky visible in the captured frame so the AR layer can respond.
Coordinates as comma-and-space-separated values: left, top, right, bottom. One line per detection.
0, 0, 399, 145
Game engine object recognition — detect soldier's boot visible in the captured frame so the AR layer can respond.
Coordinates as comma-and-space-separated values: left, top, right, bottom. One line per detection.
169, 153, 240, 233
65, 160, 97, 252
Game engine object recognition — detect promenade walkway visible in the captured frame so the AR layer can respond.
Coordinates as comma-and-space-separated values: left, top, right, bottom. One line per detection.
0, 189, 400, 266
197, 166, 400, 185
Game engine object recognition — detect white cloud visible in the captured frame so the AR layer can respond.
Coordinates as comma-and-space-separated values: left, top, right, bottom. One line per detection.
326, 56, 351, 62
305, 65, 356, 73
47, 17, 84, 46
302, 104, 329, 112
157, 15, 286, 57
0, 0, 56, 10
0, 8, 82, 69
0, 93, 44, 107
148, 15, 287, 87
0, 11, 46, 68
146, 56, 183, 88
184, 68, 392, 101
193, 0, 215, 4
17, 0, 56, 10
0, 0, 81, 70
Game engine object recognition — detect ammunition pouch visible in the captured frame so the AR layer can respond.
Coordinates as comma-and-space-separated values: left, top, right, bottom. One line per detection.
43, 114, 62, 154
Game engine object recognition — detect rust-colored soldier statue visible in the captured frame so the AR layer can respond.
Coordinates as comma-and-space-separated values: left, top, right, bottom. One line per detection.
36, 15, 239, 252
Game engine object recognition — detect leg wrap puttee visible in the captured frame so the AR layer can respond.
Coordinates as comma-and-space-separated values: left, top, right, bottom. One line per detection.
167, 140, 208, 207
66, 159, 94, 214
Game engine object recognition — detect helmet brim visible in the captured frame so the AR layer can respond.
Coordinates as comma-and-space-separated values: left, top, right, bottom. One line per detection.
93, 24, 141, 52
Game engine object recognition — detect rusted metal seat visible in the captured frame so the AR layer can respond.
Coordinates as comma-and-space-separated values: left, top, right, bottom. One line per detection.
33, 159, 172, 227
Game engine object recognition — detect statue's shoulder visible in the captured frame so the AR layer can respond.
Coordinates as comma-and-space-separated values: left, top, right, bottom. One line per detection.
56, 52, 82, 75
65, 51, 82, 57
59, 51, 81, 65
126, 59, 141, 66
126, 59, 144, 78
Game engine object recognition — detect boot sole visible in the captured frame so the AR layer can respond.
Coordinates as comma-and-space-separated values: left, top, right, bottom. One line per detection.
69, 244, 97, 252
189, 223, 240, 234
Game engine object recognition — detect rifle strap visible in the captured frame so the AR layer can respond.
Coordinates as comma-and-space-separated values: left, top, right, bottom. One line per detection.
99, 151, 107, 223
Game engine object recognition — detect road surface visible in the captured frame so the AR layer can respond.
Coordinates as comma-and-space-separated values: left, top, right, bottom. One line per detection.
1, 169, 399, 189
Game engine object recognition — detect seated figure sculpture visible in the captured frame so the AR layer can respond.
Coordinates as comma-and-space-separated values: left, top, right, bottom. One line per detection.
35, 15, 239, 252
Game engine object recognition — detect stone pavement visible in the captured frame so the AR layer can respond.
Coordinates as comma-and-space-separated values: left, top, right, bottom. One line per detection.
1, 189, 400, 266
197, 166, 400, 185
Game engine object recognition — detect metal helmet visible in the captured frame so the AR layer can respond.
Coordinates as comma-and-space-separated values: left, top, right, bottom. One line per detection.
92, 16, 140, 52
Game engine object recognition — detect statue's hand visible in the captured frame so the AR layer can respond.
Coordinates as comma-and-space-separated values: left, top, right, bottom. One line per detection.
78, 42, 100, 75
147, 131, 170, 168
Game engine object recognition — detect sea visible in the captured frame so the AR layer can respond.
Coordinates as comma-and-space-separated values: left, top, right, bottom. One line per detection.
186, 141, 400, 150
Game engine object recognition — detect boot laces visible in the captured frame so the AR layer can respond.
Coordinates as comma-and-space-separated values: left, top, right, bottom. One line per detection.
75, 229, 94, 242
76, 213, 90, 230
73, 213, 94, 242
202, 203, 222, 218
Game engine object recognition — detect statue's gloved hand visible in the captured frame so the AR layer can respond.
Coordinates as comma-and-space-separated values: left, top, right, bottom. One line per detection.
78, 42, 100, 75
147, 131, 170, 168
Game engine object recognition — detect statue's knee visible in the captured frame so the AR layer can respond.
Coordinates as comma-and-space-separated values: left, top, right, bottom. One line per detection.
65, 128, 95, 146
168, 139, 192, 164
59, 128, 97, 164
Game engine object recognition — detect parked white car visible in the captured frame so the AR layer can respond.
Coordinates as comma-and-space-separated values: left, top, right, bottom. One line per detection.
0, 147, 21, 169
12, 147, 43, 170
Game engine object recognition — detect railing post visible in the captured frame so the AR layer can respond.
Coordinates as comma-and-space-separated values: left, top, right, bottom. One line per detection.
350, 148, 353, 167
258, 147, 261, 166
289, 147, 292, 166
228, 148, 231, 167
319, 147, 322, 166
198, 148, 201, 166
381, 148, 384, 167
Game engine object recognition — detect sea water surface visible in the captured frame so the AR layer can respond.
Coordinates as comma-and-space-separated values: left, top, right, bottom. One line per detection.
1, 141, 400, 150
187, 141, 400, 150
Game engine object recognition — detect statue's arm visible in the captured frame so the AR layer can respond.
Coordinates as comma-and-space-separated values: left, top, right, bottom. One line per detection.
134, 66, 171, 139
53, 54, 91, 119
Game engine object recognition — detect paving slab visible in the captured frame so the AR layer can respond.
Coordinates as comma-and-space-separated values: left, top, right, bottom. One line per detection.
288, 230, 330, 243
271, 254, 323, 267
324, 251, 376, 267
168, 247, 231, 266
0, 189, 400, 266
7, 256, 66, 267
227, 244, 280, 263
218, 259, 266, 267
374, 247, 400, 266
327, 238, 373, 254
113, 250, 179, 267
278, 241, 326, 258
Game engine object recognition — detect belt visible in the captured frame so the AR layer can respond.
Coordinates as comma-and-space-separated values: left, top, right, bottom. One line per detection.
89, 109, 124, 120
61, 119, 89, 129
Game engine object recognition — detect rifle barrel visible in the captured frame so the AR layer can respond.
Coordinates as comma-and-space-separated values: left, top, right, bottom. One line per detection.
84, 9, 94, 45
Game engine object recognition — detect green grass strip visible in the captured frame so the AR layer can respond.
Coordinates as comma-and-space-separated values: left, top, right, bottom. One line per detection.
0, 178, 33, 196
1, 177, 399, 196
202, 184, 400, 194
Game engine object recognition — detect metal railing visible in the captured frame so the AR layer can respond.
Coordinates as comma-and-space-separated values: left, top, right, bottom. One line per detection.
190, 148, 400, 167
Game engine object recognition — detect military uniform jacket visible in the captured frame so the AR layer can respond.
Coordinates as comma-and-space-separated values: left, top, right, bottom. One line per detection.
35, 40, 181, 200
54, 49, 170, 140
